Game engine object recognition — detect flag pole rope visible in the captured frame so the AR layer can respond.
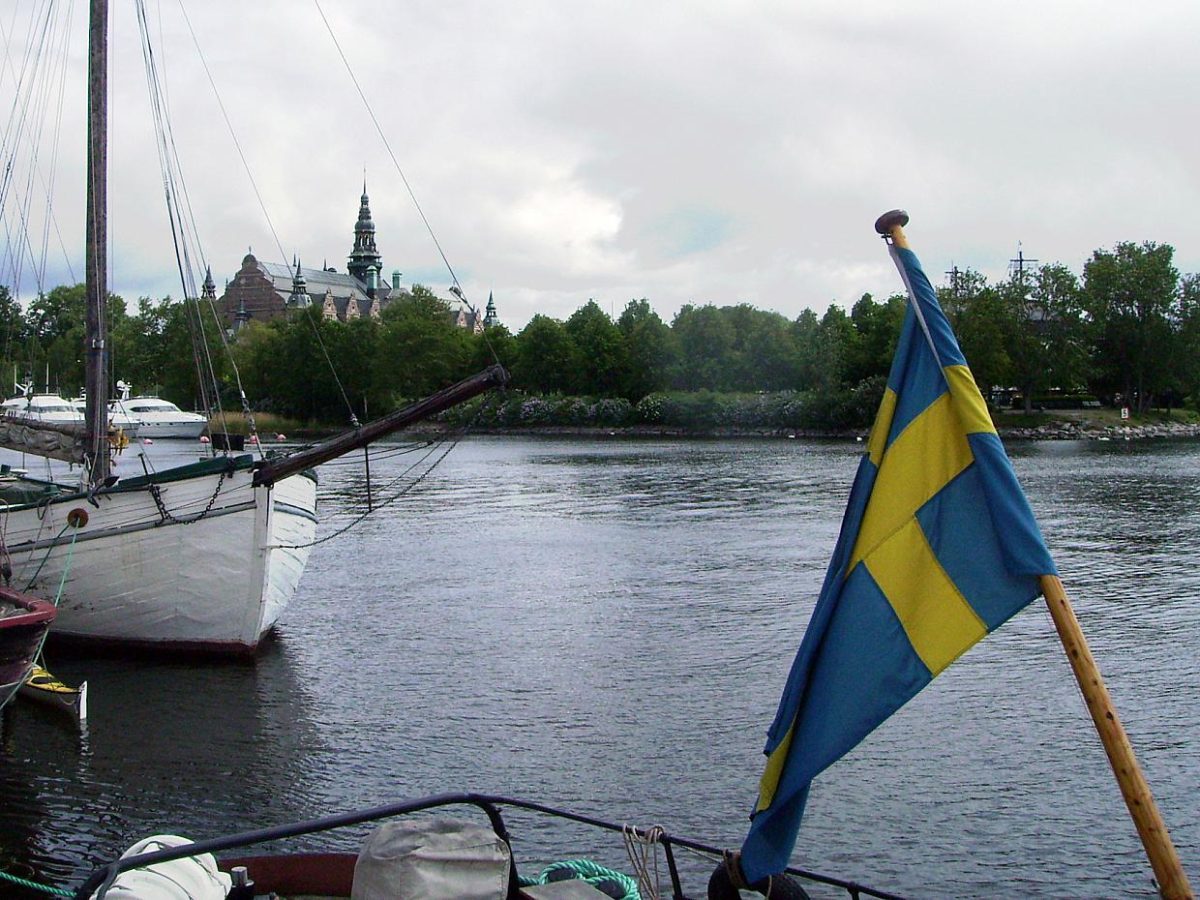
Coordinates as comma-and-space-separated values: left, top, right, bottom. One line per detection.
1040, 575, 1193, 900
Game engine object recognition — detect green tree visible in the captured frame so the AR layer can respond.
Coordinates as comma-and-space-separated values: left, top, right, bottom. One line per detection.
154, 298, 227, 411
790, 309, 825, 391
617, 299, 676, 402
938, 270, 1012, 402
990, 263, 1088, 412
842, 293, 906, 386
1174, 273, 1200, 409
466, 324, 517, 377
513, 315, 577, 394
563, 300, 627, 396
721, 303, 799, 391
375, 287, 469, 405
671, 304, 734, 391
1083, 241, 1178, 412
814, 304, 856, 389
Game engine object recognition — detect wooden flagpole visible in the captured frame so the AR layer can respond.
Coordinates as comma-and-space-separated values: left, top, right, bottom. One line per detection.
1040, 575, 1193, 900
874, 209, 1191, 899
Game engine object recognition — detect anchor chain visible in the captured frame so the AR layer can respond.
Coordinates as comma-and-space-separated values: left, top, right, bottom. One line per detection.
148, 468, 229, 525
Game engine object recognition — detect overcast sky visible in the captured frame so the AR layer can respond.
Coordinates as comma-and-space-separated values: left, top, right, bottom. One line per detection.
5, 0, 1199, 331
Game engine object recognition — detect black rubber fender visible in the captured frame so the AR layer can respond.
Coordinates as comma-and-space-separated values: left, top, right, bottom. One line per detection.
708, 859, 810, 900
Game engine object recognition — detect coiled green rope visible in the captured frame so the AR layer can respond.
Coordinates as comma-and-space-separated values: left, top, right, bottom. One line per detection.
520, 858, 641, 900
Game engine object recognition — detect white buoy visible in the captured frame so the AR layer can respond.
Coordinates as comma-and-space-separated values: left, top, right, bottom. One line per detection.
275, 433, 286, 441
199, 435, 210, 444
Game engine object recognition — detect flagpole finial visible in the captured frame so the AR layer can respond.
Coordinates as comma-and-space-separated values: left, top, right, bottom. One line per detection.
874, 209, 910, 248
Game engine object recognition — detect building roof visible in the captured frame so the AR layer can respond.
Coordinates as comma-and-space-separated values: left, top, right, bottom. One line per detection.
260, 260, 366, 302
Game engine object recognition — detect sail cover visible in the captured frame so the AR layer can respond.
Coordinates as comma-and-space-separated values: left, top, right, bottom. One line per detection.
0, 417, 87, 464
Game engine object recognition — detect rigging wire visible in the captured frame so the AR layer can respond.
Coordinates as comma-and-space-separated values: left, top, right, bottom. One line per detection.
275, 429, 467, 550
311, 0, 459, 294
134, 1, 222, 423
0, 0, 57, 298
312, 0, 503, 369
32, 0, 71, 294
0, 3, 79, 292
174, 0, 359, 430
129, 1, 265, 446
0, 0, 77, 387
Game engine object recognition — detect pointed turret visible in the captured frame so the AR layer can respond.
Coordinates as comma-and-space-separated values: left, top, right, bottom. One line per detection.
348, 181, 382, 296
483, 291, 499, 328
288, 256, 311, 308
201, 265, 217, 300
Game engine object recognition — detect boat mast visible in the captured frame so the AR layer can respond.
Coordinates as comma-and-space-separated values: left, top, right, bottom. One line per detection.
84, 0, 109, 485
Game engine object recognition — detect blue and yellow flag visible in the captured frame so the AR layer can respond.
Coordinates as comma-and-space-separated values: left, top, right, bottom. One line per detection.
739, 242, 1057, 884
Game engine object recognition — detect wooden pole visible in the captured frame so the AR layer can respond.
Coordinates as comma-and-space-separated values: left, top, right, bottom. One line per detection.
1041, 575, 1193, 899
252, 364, 508, 487
84, 0, 110, 485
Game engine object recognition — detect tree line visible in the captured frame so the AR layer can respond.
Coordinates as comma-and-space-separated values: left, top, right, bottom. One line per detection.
1, 239, 1197, 430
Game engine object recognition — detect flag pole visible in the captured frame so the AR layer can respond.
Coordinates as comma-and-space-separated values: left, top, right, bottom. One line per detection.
874, 208, 1192, 900
1040, 575, 1193, 900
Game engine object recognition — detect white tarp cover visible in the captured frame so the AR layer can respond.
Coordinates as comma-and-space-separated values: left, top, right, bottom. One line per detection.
90, 834, 231, 899
352, 817, 512, 900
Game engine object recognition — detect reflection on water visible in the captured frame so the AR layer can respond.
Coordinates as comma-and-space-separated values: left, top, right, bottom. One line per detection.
1, 435, 1197, 898
0, 639, 322, 889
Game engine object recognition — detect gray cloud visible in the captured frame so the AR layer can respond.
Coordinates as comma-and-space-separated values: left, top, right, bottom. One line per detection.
6, 0, 1199, 331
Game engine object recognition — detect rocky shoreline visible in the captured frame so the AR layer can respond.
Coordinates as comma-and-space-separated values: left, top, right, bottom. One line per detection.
996, 421, 1200, 441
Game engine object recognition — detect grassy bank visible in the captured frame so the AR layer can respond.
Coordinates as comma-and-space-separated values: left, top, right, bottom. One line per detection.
208, 410, 307, 437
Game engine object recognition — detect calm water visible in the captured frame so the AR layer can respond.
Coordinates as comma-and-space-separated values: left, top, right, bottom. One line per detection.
0, 435, 1197, 898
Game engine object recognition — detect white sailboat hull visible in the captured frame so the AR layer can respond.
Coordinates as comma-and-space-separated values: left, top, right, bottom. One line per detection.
1, 458, 316, 655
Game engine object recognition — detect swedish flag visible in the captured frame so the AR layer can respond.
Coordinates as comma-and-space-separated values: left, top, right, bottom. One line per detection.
739, 238, 1057, 884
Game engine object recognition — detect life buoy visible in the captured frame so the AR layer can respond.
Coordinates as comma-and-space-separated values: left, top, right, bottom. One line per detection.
707, 855, 810, 900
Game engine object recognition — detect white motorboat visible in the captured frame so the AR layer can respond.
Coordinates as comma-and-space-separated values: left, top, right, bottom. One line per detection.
2, 392, 85, 426
69, 396, 141, 438
109, 389, 205, 439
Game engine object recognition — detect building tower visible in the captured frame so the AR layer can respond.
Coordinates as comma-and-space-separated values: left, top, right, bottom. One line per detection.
288, 256, 310, 308
201, 265, 217, 300
347, 182, 382, 296
483, 291, 499, 328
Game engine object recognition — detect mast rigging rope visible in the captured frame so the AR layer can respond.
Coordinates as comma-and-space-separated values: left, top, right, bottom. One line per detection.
174, 0, 361, 429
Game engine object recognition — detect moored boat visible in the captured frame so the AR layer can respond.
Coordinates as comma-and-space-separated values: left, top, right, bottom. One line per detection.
71, 792, 888, 900
69, 395, 140, 439
109, 389, 207, 440
0, 587, 56, 714
2, 392, 85, 426
18, 664, 88, 723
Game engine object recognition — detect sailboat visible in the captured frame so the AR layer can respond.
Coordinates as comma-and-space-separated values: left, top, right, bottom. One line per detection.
0, 0, 508, 655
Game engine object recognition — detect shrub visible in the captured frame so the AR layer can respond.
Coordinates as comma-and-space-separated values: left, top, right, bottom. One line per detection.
589, 397, 634, 426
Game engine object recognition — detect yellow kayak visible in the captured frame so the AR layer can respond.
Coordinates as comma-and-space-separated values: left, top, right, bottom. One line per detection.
19, 665, 87, 723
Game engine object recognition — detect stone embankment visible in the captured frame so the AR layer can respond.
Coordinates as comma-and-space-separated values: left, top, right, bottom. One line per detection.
997, 421, 1200, 441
